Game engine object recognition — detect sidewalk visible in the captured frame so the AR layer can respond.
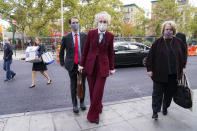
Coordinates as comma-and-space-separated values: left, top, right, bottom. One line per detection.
0, 90, 196, 131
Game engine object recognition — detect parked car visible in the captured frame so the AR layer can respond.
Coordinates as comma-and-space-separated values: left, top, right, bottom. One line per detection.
114, 42, 150, 67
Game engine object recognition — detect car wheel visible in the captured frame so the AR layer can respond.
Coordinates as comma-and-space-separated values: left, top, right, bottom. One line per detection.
142, 57, 147, 67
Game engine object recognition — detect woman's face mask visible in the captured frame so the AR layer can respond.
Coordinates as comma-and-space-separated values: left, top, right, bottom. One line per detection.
98, 20, 108, 32
164, 30, 173, 36
164, 24, 173, 37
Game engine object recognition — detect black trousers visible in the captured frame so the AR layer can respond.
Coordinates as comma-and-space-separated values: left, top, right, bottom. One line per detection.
68, 64, 86, 107
152, 74, 177, 113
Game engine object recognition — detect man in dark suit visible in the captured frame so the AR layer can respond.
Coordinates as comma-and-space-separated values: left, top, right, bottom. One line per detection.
59, 16, 87, 113
79, 11, 115, 124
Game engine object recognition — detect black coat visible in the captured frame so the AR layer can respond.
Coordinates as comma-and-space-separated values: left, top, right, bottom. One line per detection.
59, 32, 87, 71
3, 44, 13, 61
146, 36, 187, 83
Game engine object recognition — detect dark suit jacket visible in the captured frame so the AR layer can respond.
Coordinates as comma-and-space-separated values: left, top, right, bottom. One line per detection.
59, 32, 87, 71
146, 36, 187, 83
80, 29, 114, 77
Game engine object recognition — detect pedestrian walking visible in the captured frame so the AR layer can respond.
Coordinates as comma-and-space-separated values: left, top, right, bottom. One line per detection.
146, 21, 187, 120
59, 16, 87, 113
30, 37, 52, 88
78, 11, 115, 124
3, 38, 16, 81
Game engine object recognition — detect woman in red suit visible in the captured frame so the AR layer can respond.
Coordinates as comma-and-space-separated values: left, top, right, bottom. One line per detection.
79, 11, 115, 124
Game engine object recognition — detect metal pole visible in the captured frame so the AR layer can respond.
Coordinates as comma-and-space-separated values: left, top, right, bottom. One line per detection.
12, 23, 16, 56
61, 0, 64, 37
2, 25, 5, 45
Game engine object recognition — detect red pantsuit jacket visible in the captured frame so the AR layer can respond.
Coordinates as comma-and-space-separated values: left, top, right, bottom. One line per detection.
80, 29, 114, 77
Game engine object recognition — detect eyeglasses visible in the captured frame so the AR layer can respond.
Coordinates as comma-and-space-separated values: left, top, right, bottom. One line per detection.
99, 20, 107, 24
71, 22, 79, 24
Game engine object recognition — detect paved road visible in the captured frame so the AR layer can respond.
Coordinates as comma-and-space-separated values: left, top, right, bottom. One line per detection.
0, 56, 196, 115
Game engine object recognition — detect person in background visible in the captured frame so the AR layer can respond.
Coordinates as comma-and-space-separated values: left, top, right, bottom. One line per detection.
3, 38, 16, 81
78, 11, 115, 124
176, 32, 188, 60
30, 37, 52, 88
146, 21, 187, 120
26, 39, 32, 47
59, 16, 87, 114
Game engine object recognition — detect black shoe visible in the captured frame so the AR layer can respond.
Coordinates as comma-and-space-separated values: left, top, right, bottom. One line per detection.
12, 73, 16, 79
29, 85, 35, 88
4, 79, 10, 82
90, 120, 99, 124
80, 103, 86, 111
47, 80, 52, 85
162, 108, 168, 115
152, 112, 158, 120
73, 106, 79, 113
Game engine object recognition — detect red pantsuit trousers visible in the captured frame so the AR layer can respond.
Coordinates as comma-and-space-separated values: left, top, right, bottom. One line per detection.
86, 58, 107, 122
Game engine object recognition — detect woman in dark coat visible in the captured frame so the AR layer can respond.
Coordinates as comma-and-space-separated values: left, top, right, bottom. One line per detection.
30, 37, 52, 88
146, 21, 187, 120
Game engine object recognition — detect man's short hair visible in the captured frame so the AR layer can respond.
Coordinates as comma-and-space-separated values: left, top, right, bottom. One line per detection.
69, 16, 78, 24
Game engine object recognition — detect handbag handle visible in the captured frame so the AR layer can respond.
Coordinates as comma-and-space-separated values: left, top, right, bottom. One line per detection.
178, 74, 188, 87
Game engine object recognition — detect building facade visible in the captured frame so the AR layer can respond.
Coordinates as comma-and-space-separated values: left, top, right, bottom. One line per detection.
122, 4, 141, 25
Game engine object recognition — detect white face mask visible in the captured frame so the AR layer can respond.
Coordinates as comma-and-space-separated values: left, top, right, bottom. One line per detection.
98, 23, 108, 32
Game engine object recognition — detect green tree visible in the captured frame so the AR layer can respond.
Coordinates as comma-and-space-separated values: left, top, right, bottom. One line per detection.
122, 23, 133, 37
132, 8, 150, 36
151, 0, 181, 36
177, 5, 197, 39
0, 0, 61, 37
63, 0, 123, 35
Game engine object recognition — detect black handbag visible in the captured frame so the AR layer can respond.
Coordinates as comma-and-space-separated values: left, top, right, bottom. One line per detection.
173, 74, 192, 108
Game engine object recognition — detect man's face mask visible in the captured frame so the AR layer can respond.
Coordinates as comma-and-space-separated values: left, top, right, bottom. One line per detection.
71, 23, 79, 31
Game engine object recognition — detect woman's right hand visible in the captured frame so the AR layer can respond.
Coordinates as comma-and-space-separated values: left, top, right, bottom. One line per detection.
147, 71, 153, 77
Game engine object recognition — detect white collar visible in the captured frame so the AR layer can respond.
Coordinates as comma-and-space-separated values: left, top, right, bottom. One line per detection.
98, 29, 106, 35
72, 31, 79, 36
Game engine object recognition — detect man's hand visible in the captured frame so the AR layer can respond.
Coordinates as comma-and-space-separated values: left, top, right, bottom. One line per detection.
35, 56, 39, 59
78, 65, 84, 73
78, 68, 83, 73
147, 71, 153, 77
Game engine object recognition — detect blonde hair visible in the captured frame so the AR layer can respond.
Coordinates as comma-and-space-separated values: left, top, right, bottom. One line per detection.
35, 37, 41, 45
161, 21, 177, 35
94, 11, 111, 25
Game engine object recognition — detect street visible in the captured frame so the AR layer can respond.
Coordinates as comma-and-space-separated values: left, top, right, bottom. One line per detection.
0, 56, 196, 115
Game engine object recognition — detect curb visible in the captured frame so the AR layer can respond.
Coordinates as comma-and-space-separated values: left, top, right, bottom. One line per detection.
0, 96, 152, 119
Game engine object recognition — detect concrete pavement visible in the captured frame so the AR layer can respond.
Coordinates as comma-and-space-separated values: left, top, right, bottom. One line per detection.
0, 90, 196, 131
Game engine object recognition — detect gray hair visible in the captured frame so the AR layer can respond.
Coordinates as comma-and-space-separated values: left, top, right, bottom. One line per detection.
161, 21, 177, 35
94, 11, 111, 25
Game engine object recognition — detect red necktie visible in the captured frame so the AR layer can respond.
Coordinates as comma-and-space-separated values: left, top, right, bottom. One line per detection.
74, 33, 78, 64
